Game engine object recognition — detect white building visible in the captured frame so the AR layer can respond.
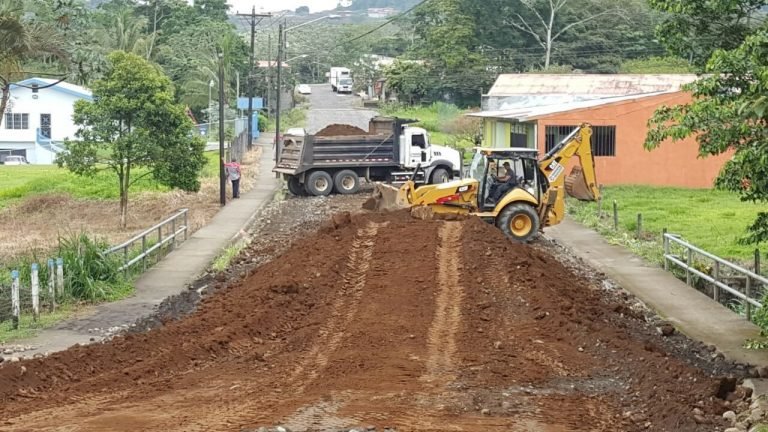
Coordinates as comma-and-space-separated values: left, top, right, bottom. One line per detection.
1, 78, 92, 164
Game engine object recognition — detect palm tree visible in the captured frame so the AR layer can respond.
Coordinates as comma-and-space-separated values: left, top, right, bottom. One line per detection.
0, 0, 66, 128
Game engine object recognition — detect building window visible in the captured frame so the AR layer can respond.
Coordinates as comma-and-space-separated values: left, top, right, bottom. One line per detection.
544, 125, 616, 157
510, 123, 528, 148
4, 113, 29, 130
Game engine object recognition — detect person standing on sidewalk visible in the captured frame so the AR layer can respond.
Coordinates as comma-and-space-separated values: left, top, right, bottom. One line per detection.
224, 159, 242, 198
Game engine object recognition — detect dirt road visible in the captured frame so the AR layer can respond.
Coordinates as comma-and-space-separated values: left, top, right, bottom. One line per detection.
0, 209, 747, 431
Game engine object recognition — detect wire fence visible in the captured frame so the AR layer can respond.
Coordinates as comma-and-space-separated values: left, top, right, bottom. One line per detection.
583, 197, 765, 321
0, 259, 64, 333
0, 209, 196, 338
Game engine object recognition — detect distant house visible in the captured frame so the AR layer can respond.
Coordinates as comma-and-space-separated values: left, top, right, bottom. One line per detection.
0, 78, 92, 165
468, 74, 731, 188
367, 8, 397, 18
257, 60, 290, 69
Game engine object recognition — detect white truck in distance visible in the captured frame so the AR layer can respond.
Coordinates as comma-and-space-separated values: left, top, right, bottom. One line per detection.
329, 67, 353, 93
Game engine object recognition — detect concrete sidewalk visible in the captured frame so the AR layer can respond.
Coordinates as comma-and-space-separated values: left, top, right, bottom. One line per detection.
547, 218, 768, 367
4, 136, 279, 358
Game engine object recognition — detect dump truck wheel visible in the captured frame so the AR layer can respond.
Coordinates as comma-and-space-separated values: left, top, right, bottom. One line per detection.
305, 171, 333, 196
287, 176, 306, 196
497, 203, 540, 243
430, 167, 450, 184
334, 170, 360, 194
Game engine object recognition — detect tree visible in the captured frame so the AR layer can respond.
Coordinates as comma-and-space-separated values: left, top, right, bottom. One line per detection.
504, 0, 628, 69
57, 51, 206, 228
645, 30, 768, 244
648, 0, 766, 68
0, 0, 66, 127
619, 56, 694, 74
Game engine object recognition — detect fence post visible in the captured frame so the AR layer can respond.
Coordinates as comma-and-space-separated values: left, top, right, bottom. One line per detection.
56, 257, 64, 299
597, 185, 604, 217
613, 200, 618, 230
31, 263, 39, 322
662, 228, 669, 271
636, 213, 643, 239
184, 210, 189, 241
171, 217, 177, 250
48, 258, 56, 312
756, 249, 761, 276
11, 270, 19, 330
746, 276, 753, 322
157, 226, 163, 263
142, 234, 147, 272
713, 261, 720, 303
686, 248, 692, 286
123, 245, 129, 279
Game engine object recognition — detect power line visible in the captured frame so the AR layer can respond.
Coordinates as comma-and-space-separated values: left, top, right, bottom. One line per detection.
329, 0, 432, 49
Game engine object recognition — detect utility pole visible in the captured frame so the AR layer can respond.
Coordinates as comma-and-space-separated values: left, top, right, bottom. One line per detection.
218, 52, 226, 206
236, 7, 271, 151
275, 22, 283, 168
267, 33, 272, 112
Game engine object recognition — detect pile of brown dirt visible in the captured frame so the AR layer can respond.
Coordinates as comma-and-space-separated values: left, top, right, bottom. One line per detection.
0, 211, 744, 431
315, 124, 368, 137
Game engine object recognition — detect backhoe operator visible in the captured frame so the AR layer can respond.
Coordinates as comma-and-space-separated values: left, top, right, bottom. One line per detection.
489, 161, 519, 203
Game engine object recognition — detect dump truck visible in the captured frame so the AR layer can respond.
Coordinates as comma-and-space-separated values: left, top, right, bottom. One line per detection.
273, 116, 462, 197
367, 123, 600, 242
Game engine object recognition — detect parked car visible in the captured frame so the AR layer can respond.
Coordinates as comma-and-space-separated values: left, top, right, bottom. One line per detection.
1, 155, 29, 165
297, 84, 312, 95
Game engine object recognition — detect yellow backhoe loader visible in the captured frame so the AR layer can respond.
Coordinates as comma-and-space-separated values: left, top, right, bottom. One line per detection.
366, 123, 600, 242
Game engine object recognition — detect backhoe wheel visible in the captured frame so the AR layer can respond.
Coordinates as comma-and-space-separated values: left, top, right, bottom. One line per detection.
497, 203, 540, 243
430, 167, 450, 184
333, 170, 360, 194
305, 171, 333, 196
287, 176, 306, 196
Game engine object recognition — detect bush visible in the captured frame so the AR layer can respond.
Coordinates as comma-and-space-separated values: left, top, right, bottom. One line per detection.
258, 114, 268, 132
58, 233, 129, 302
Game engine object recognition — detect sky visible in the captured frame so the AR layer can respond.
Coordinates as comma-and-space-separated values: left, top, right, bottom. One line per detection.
226, 0, 340, 14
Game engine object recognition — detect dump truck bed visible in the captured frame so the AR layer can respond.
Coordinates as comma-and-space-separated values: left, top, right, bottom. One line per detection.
274, 133, 401, 175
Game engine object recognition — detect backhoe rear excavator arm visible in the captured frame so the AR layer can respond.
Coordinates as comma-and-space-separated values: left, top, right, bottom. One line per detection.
538, 123, 600, 227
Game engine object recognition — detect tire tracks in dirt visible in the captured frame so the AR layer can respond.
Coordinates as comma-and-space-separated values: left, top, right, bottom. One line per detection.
279, 221, 388, 428
422, 222, 464, 386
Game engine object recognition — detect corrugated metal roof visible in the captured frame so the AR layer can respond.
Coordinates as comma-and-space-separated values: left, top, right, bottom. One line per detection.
487, 74, 698, 97
467, 91, 673, 122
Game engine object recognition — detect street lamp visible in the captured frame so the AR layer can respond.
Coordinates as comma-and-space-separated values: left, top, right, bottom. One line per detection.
284, 54, 309, 63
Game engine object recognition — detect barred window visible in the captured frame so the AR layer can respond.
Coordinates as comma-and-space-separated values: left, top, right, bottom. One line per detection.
544, 125, 616, 157
4, 113, 29, 130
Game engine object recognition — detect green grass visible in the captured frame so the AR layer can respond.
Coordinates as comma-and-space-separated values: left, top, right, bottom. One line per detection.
568, 185, 764, 262
265, 108, 307, 132
211, 240, 247, 272
0, 305, 78, 343
0, 165, 166, 208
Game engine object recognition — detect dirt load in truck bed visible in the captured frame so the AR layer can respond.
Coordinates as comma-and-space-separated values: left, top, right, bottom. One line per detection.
0, 211, 745, 431
314, 124, 368, 137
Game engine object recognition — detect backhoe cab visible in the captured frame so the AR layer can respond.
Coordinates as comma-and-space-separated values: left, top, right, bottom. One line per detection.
367, 123, 600, 242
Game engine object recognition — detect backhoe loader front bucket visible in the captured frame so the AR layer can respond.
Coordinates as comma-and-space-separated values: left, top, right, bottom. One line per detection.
565, 166, 597, 201
362, 182, 411, 212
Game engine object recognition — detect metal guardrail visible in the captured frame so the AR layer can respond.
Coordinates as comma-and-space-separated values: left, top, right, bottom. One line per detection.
104, 209, 189, 275
663, 232, 766, 320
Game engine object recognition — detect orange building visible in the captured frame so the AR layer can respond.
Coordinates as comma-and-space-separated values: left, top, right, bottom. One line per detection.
470, 74, 731, 188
